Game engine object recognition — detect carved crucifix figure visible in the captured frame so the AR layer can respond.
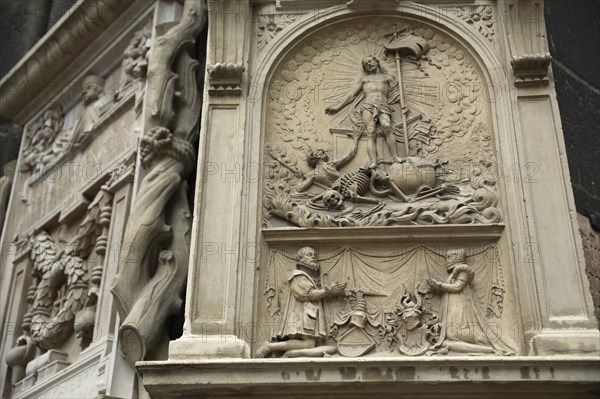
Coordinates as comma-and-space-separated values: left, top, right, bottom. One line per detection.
256, 247, 346, 358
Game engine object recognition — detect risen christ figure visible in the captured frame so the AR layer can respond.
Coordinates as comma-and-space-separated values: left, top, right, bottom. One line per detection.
325, 55, 403, 168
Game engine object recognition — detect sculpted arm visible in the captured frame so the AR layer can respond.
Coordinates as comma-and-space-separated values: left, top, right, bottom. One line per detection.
428, 272, 469, 294
325, 79, 363, 114
290, 276, 346, 301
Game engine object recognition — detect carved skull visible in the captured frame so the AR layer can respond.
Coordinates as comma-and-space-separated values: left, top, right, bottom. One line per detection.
322, 190, 344, 210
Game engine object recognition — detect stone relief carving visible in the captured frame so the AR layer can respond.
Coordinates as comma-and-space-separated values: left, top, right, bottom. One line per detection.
446, 6, 495, 43
21, 74, 111, 175
72, 75, 106, 148
110, 0, 205, 367
384, 285, 440, 356
4, 183, 114, 387
256, 247, 346, 358
122, 23, 152, 83
262, 20, 500, 228
424, 248, 514, 355
260, 245, 515, 358
257, 13, 299, 51
332, 289, 386, 357
22, 105, 65, 173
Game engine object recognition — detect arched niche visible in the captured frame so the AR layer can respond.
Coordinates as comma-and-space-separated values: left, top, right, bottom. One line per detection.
247, 5, 526, 357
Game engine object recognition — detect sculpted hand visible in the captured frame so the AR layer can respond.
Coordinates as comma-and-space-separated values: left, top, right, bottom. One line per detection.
426, 277, 441, 290
328, 282, 347, 296
325, 106, 339, 115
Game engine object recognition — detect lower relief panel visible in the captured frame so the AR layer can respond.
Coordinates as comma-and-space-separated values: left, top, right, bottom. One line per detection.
255, 241, 520, 358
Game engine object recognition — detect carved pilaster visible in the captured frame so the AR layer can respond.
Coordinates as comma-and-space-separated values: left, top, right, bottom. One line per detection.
504, 0, 552, 87
206, 0, 248, 98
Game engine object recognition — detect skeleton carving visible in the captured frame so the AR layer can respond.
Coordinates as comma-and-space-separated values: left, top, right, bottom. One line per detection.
308, 167, 384, 218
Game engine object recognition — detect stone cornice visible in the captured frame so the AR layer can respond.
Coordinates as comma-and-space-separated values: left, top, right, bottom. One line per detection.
0, 0, 142, 123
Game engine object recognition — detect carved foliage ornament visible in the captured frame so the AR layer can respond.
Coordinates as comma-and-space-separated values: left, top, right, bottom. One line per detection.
21, 74, 108, 176
123, 23, 153, 82
445, 6, 495, 43
257, 13, 299, 51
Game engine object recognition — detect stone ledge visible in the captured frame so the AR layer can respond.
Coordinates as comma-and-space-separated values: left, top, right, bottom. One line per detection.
262, 224, 505, 243
137, 356, 600, 399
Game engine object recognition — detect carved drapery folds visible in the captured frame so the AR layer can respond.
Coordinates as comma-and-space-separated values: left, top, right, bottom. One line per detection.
110, 0, 205, 367
260, 245, 515, 358
254, 13, 519, 360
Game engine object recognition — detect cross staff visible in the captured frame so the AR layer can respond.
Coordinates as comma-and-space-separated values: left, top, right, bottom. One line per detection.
384, 28, 430, 156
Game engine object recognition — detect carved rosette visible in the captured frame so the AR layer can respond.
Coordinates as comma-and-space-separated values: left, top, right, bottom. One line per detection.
257, 13, 299, 51
445, 6, 495, 43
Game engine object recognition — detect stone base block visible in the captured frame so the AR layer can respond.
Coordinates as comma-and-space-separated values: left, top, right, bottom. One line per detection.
168, 335, 249, 360
529, 329, 600, 355
138, 356, 600, 399
36, 360, 71, 383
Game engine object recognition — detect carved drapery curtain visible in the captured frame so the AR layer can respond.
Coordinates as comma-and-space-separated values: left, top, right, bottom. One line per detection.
265, 245, 504, 323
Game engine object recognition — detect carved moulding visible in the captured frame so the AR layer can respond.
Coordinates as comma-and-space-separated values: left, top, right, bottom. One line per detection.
262, 18, 501, 229
504, 0, 552, 87
258, 243, 516, 358
207, 62, 245, 95
511, 53, 552, 87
